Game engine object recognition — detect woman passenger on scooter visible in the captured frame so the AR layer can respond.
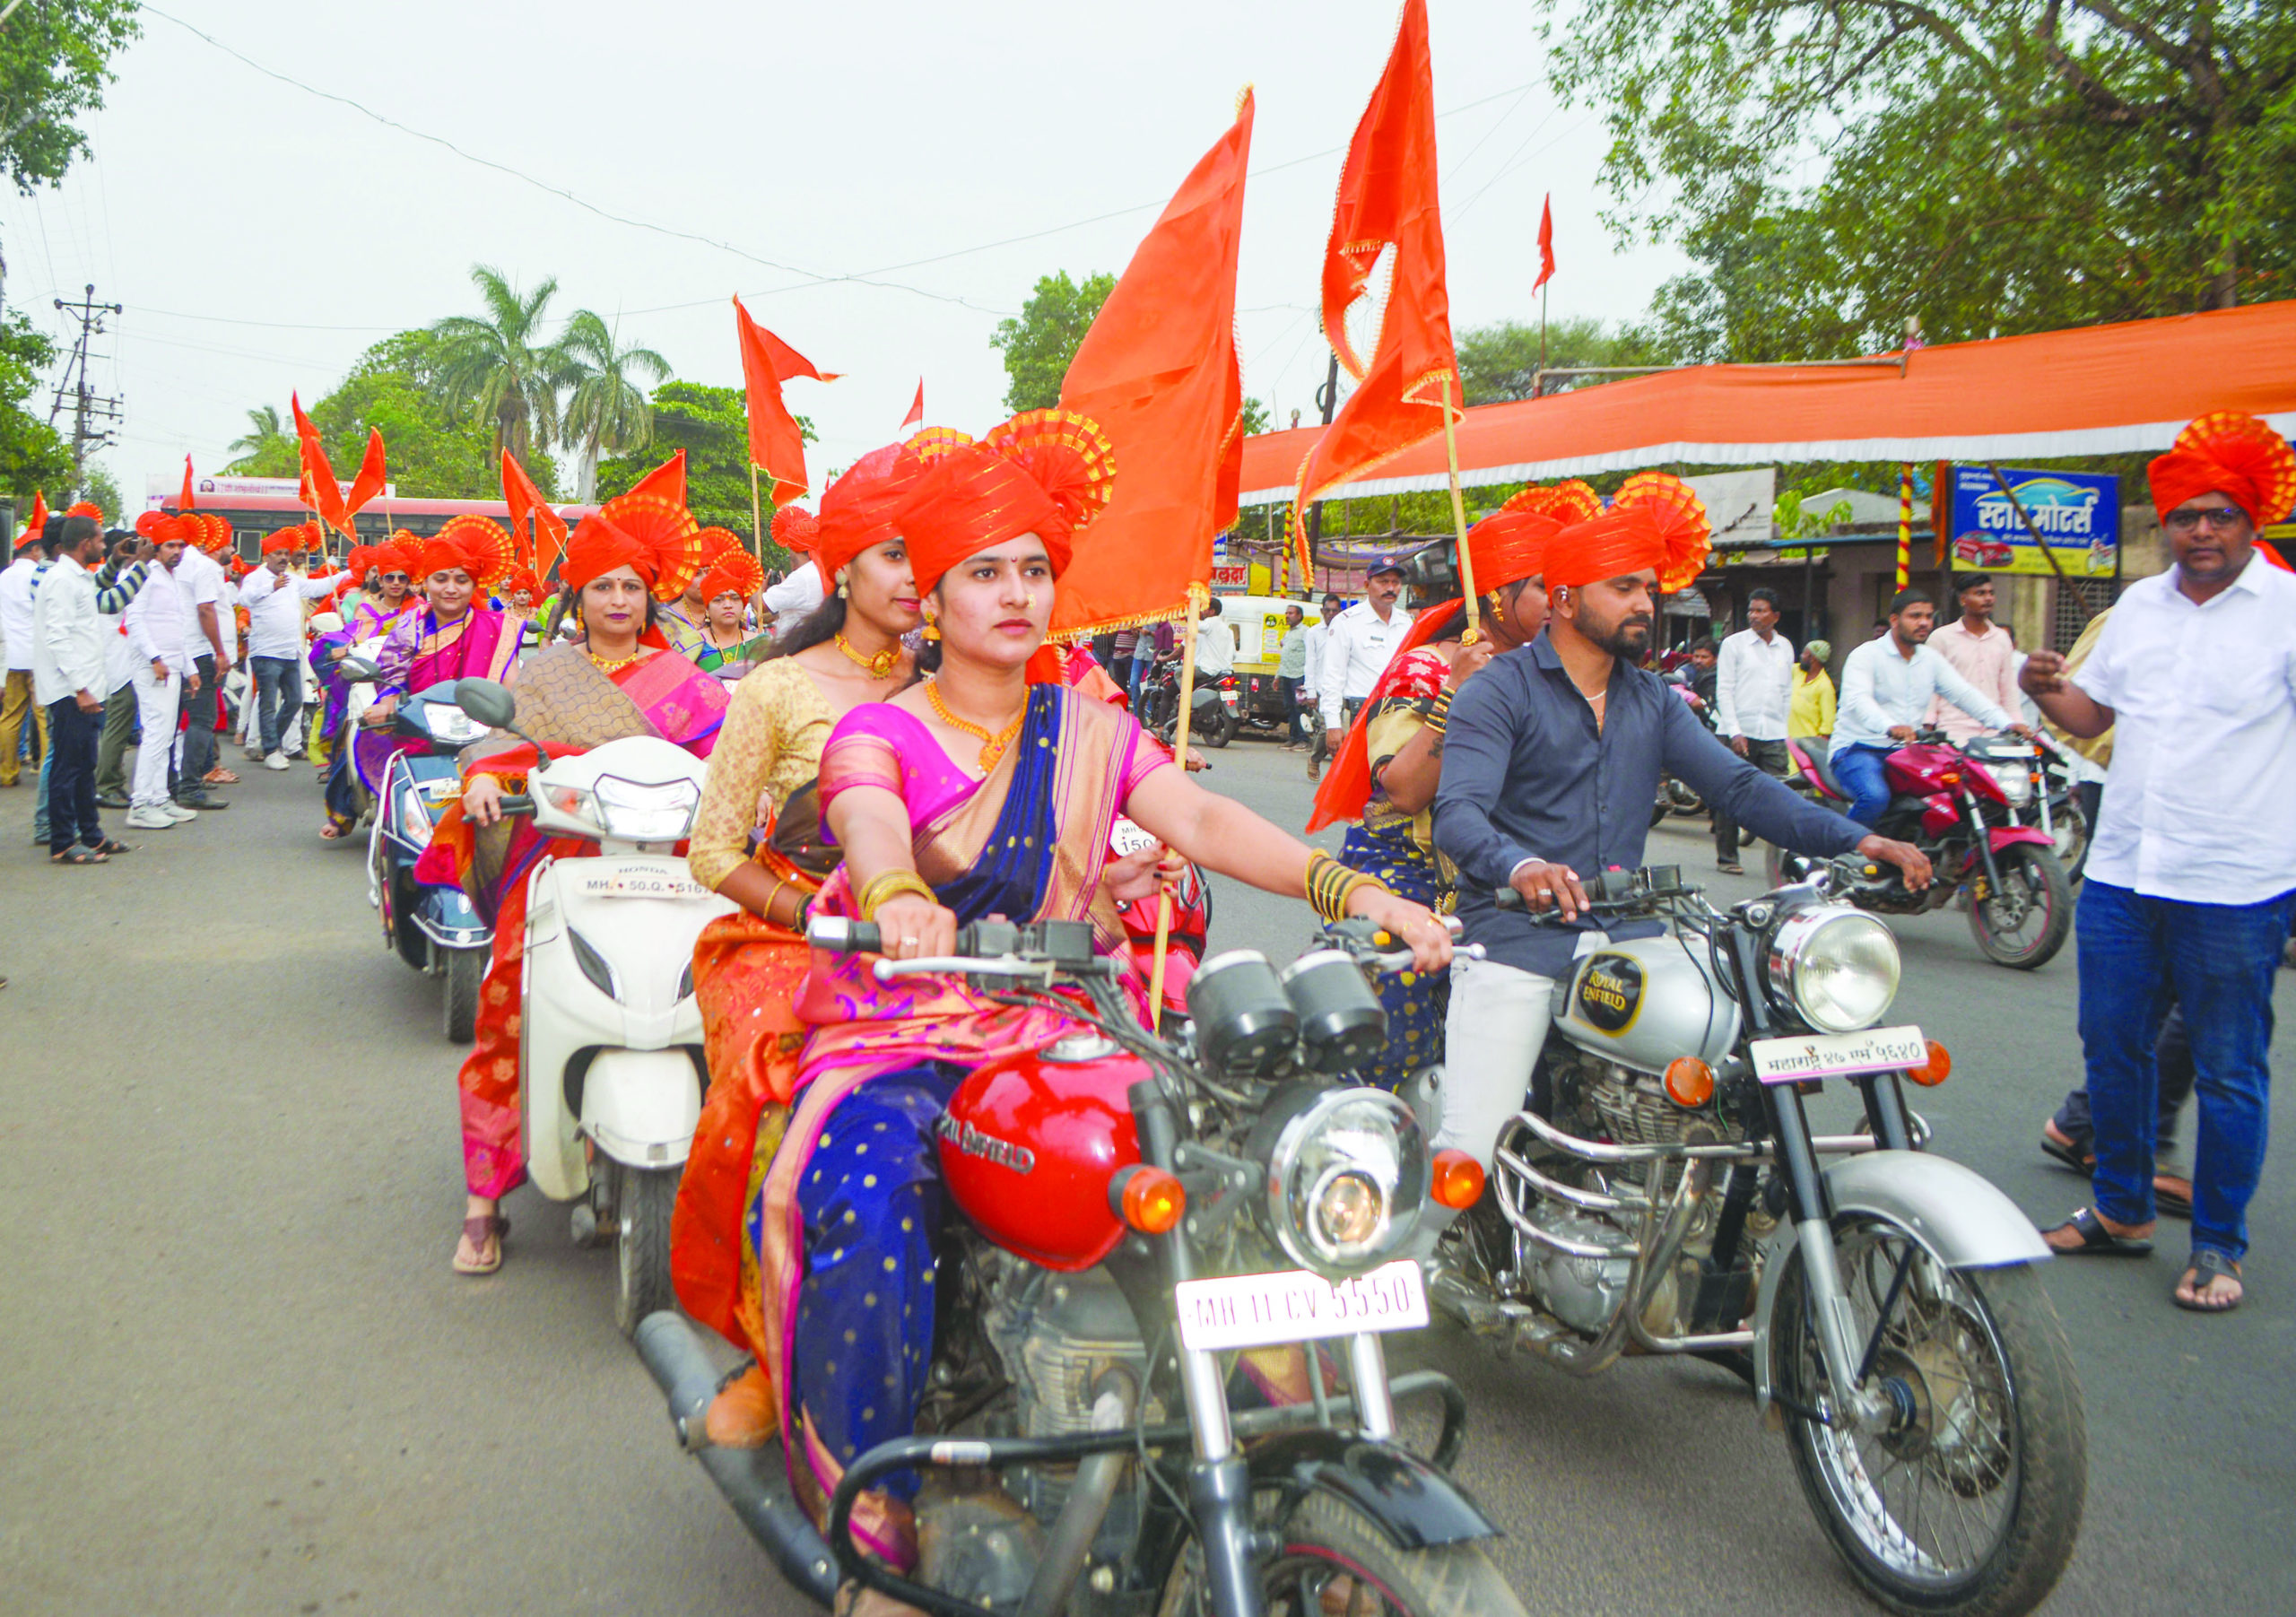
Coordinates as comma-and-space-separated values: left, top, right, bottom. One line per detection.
314, 540, 421, 839
752, 410, 1453, 1567
417, 476, 735, 1276
1305, 481, 1595, 1089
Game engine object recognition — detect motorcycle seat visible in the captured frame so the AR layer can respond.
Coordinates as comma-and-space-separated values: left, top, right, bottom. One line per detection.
1801, 746, 1848, 801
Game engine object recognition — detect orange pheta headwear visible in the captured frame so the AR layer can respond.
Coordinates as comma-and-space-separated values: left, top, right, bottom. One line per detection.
770, 504, 820, 558
698, 546, 766, 604
561, 488, 706, 600
1461, 485, 1580, 596
2146, 412, 2296, 529
891, 410, 1116, 598
418, 515, 516, 589
1544, 473, 1711, 592
813, 441, 935, 584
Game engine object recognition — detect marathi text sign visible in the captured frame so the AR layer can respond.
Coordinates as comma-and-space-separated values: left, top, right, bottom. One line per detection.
1945, 466, 2118, 578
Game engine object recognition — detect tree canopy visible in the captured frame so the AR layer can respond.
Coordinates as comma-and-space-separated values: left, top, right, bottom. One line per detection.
596, 381, 813, 559
1542, 0, 2296, 361
990, 272, 1116, 411
0, 0, 138, 196
0, 314, 71, 499
1456, 317, 1660, 403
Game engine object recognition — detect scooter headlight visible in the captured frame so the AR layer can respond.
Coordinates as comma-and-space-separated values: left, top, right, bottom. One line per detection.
1252, 1085, 1429, 1278
592, 774, 700, 841
1767, 907, 1900, 1032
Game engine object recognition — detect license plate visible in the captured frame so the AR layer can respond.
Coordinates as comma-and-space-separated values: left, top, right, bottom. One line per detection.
421, 777, 460, 802
1109, 817, 1159, 858
1174, 1259, 1429, 1352
1750, 1024, 1927, 1084
603, 866, 709, 900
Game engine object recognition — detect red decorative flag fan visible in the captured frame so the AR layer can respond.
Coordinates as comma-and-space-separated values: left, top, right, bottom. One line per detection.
599, 491, 708, 603
1610, 472, 1712, 591
435, 515, 517, 589
769, 505, 819, 556
697, 526, 745, 566
978, 409, 1118, 533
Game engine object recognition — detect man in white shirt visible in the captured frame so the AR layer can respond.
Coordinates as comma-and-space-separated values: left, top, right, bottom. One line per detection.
240, 538, 339, 769
1831, 587, 2025, 824
1318, 561, 1413, 755
1188, 596, 1234, 678
171, 538, 232, 807
122, 532, 203, 828
764, 559, 825, 639
0, 526, 47, 787
1300, 593, 1341, 778
1711, 586, 1796, 871
31, 515, 112, 859
2021, 413, 2296, 1311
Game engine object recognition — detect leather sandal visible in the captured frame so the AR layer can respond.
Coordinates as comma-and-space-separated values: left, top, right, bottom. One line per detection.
453, 1213, 510, 1275
2043, 1206, 2152, 1256
2173, 1249, 2243, 1313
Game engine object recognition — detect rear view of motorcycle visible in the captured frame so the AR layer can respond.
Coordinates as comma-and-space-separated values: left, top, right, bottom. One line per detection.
1431, 864, 2085, 1617
639, 917, 1526, 1617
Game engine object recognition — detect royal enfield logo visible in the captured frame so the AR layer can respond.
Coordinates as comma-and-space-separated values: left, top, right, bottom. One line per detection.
1575, 954, 1644, 1033
937, 1113, 1038, 1175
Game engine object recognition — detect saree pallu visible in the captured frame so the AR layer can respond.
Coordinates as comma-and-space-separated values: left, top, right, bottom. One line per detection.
413, 646, 730, 1197
354, 607, 526, 796
313, 599, 408, 745
760, 687, 1170, 1561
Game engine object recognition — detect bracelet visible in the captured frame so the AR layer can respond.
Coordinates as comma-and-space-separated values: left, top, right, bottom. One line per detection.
1305, 849, 1392, 924
1423, 691, 1452, 736
858, 868, 935, 923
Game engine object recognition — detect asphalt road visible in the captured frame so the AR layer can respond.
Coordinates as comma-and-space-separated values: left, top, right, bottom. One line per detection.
2, 732, 2290, 1615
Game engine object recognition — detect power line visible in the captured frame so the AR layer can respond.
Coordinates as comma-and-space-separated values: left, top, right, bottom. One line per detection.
49, 283, 125, 484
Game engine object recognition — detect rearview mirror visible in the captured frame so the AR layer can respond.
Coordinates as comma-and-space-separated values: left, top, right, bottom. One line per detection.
338, 657, 382, 682
455, 677, 517, 731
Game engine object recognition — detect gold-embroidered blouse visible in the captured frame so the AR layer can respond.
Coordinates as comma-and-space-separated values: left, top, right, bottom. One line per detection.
687, 660, 836, 891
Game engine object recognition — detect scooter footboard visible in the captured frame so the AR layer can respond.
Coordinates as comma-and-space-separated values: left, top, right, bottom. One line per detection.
580, 1047, 705, 1168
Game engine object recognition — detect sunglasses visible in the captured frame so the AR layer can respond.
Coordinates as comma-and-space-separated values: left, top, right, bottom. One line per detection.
380, 572, 409, 584
2164, 508, 2248, 534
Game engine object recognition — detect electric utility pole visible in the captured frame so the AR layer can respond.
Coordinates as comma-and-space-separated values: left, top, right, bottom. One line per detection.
48, 283, 123, 487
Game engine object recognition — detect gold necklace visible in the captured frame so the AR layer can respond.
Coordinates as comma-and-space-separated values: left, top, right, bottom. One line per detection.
926, 680, 1025, 773
587, 646, 645, 675
836, 631, 900, 680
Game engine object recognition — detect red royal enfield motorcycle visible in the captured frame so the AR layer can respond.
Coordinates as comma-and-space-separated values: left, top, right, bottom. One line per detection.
1770, 728, 2074, 969
639, 916, 1519, 1617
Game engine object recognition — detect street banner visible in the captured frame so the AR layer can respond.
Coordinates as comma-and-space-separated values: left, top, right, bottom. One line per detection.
1944, 465, 2119, 577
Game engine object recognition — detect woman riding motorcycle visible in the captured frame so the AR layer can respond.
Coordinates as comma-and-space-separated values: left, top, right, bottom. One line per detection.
749, 410, 1451, 1569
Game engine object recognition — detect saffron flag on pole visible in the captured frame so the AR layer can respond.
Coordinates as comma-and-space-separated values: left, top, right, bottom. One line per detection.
734, 299, 832, 506
290, 391, 351, 533
500, 449, 569, 582
901, 380, 925, 431
1052, 88, 1255, 638
178, 456, 196, 511
342, 430, 387, 528
626, 448, 686, 509
1290, 0, 1462, 574
1535, 194, 1556, 291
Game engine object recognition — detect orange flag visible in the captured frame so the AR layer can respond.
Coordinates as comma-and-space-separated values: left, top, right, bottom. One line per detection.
343, 430, 387, 523
626, 448, 686, 509
1052, 90, 1256, 637
901, 380, 925, 431
300, 434, 349, 535
179, 456, 196, 511
1291, 0, 1461, 573
19, 490, 48, 543
733, 299, 827, 505
500, 450, 569, 582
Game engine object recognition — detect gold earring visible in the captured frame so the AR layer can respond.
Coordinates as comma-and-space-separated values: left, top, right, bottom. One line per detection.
921, 604, 941, 642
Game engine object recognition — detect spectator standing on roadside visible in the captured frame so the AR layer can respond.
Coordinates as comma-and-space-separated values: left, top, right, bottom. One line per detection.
1788, 639, 1836, 761
1925, 572, 2022, 742
0, 521, 48, 787
170, 526, 232, 811
30, 515, 125, 863
2022, 412, 2296, 1315
1712, 587, 1796, 873
1274, 604, 1310, 749
239, 535, 339, 771
1301, 593, 1340, 778
121, 529, 199, 830
94, 532, 153, 808
1189, 595, 1233, 680
1109, 625, 1138, 694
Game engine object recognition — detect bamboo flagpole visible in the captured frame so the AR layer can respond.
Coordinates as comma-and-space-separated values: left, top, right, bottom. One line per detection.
1145, 585, 1208, 1031
749, 462, 767, 571
1439, 373, 1480, 639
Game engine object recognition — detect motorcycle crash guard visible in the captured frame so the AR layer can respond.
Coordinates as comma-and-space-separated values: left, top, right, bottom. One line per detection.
1751, 1149, 2051, 1413
1245, 1428, 1498, 1552
578, 1047, 705, 1169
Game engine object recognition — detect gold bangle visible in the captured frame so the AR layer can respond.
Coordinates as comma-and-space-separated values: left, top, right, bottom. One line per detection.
858, 869, 935, 923
1423, 691, 1452, 736
1305, 849, 1391, 924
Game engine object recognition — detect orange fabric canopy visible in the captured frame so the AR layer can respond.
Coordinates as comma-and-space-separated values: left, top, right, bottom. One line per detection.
1240, 302, 2296, 506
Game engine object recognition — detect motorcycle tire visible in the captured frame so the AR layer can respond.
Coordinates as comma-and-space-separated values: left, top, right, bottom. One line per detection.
2048, 800, 2091, 887
613, 1163, 681, 1339
1198, 708, 1233, 749
1969, 845, 2073, 970
1770, 1221, 2086, 1617
442, 945, 483, 1045
1160, 1490, 1527, 1617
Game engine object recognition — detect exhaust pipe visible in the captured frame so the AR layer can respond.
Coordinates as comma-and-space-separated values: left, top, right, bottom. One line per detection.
635, 1311, 841, 1608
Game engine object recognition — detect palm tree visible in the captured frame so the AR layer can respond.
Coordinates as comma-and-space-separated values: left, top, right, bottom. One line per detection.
428, 265, 568, 465
558, 310, 671, 501
224, 404, 298, 476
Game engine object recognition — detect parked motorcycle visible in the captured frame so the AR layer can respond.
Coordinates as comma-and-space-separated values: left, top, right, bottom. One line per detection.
1141, 655, 1236, 749
1770, 729, 2074, 969
454, 677, 736, 1334
639, 915, 1526, 1617
1431, 862, 2084, 1616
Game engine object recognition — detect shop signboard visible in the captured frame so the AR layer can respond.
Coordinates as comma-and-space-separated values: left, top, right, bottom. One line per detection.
1944, 466, 2118, 578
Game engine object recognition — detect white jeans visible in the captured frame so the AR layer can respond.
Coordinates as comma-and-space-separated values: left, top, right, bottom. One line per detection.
130, 663, 181, 810
1437, 955, 1559, 1169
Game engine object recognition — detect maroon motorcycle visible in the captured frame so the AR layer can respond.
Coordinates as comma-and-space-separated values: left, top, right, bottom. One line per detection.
1770, 729, 2074, 969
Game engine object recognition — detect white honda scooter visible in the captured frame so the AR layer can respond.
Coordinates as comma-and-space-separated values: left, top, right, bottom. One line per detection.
455, 677, 735, 1334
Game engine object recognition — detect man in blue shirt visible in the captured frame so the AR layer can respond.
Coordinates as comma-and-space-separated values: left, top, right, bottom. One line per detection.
1831, 587, 2027, 823
1431, 497, 1929, 1171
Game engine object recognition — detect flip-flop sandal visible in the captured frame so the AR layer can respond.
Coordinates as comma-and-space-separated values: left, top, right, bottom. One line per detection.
452, 1213, 510, 1276
2042, 1206, 2153, 1256
207, 767, 241, 784
48, 848, 108, 866
2172, 1248, 2243, 1313
2039, 1128, 2092, 1174
2153, 1177, 2194, 1219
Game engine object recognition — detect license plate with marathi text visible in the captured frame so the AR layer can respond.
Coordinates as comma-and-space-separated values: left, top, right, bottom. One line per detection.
1750, 1024, 1927, 1084
602, 865, 709, 900
1174, 1259, 1429, 1353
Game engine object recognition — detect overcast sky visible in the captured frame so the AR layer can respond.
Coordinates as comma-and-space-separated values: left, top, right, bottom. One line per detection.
4, 0, 1686, 504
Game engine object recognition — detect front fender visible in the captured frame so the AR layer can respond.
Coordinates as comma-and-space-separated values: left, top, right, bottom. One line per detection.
1247, 1429, 1496, 1552
1985, 825, 2057, 853
1751, 1150, 2049, 1413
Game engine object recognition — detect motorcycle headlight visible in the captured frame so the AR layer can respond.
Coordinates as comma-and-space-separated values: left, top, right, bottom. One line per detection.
399, 785, 433, 830
1767, 908, 1900, 1032
593, 774, 700, 841
1984, 761, 2032, 804
1252, 1085, 1429, 1278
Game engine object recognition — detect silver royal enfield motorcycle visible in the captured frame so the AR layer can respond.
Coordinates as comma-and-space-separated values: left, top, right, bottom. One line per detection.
1428, 859, 2086, 1617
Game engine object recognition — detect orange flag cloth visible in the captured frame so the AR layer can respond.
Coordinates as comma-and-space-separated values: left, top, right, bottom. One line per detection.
291, 392, 351, 535
178, 456, 196, 511
1051, 88, 1256, 637
500, 450, 570, 584
734, 299, 829, 506
342, 430, 387, 528
1291, 0, 1461, 575
625, 449, 686, 509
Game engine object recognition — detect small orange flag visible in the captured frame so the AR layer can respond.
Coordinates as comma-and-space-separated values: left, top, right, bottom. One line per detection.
343, 430, 387, 525
626, 448, 686, 509
733, 299, 828, 506
179, 456, 196, 512
1052, 89, 1256, 637
500, 450, 570, 582
1292, 0, 1461, 573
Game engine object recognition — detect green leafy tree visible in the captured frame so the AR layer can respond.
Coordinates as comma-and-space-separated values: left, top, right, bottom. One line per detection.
596, 381, 813, 555
0, 0, 139, 195
1541, 0, 2296, 361
1240, 396, 1272, 436
991, 271, 1116, 411
225, 404, 299, 477
310, 330, 558, 504
559, 310, 670, 502
1455, 317, 1663, 403
429, 265, 570, 465
0, 313, 69, 500
76, 461, 119, 523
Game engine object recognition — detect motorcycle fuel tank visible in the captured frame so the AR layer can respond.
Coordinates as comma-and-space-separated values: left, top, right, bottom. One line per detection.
1554, 935, 1741, 1074
939, 1036, 1149, 1273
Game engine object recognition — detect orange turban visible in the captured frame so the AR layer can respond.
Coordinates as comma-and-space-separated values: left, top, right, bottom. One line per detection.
770, 504, 820, 557
261, 530, 297, 556
1544, 473, 1711, 593
562, 490, 706, 600
813, 444, 926, 583
891, 410, 1115, 597
1462, 486, 1576, 595
699, 546, 765, 604
2146, 412, 2296, 528
417, 516, 513, 588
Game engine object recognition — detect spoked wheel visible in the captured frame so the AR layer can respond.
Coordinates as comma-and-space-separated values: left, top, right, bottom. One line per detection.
2047, 801, 2090, 886
1968, 846, 2072, 969
612, 1163, 680, 1339
1161, 1492, 1526, 1617
1770, 1217, 2086, 1616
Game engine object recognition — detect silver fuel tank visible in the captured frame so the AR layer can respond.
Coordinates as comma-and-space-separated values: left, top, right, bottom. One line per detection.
1553, 933, 1742, 1074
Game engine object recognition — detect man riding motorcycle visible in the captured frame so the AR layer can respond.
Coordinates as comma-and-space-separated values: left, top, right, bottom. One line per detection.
1429, 474, 1933, 1174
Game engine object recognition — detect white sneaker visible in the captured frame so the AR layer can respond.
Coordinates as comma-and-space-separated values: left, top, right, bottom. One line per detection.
163, 802, 199, 822
126, 805, 177, 830
264, 752, 291, 771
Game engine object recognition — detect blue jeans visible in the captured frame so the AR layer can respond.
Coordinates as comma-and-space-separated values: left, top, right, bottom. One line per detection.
252, 656, 301, 755
1277, 674, 1307, 742
1128, 653, 1156, 709
2076, 879, 2293, 1261
1831, 742, 1893, 825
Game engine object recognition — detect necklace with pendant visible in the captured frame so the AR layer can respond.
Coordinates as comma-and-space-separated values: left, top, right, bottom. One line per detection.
836, 632, 900, 680
926, 681, 1024, 773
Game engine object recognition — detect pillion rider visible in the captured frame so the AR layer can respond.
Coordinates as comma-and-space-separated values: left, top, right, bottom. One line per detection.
1429, 475, 1934, 1172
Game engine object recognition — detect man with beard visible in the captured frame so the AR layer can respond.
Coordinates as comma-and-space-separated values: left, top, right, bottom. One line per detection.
1429, 478, 1931, 1172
